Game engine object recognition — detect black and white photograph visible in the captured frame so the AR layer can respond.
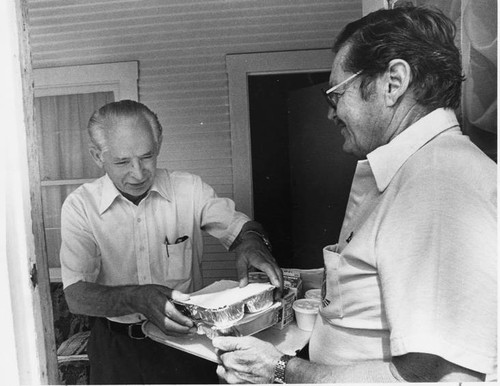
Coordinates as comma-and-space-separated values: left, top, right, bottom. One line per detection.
1, 0, 496, 384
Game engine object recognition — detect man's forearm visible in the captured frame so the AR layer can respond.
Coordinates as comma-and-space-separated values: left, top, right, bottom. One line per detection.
64, 281, 144, 317
285, 357, 401, 383
285, 354, 485, 383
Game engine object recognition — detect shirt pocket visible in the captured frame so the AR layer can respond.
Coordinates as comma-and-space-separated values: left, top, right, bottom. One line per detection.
319, 244, 344, 319
161, 237, 193, 288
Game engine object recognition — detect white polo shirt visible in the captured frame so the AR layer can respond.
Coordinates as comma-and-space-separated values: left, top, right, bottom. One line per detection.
309, 108, 497, 375
60, 169, 250, 323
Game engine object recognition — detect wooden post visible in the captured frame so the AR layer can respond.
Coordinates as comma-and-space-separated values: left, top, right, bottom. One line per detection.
1, 0, 58, 383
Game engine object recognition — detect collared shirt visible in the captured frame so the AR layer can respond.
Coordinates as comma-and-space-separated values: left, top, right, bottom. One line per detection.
309, 108, 497, 375
60, 169, 250, 323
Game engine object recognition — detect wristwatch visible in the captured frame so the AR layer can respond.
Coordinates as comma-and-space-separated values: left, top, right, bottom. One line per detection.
273, 354, 294, 383
243, 230, 272, 252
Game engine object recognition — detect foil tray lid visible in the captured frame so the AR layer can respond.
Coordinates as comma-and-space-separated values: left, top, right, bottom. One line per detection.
180, 281, 275, 310
172, 280, 275, 329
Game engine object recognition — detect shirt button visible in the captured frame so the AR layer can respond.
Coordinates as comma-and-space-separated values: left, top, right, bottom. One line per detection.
137, 218, 141, 223
139, 246, 144, 251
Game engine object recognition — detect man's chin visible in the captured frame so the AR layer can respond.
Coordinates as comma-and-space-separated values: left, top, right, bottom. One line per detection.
342, 144, 367, 160
124, 182, 151, 196
341, 139, 353, 155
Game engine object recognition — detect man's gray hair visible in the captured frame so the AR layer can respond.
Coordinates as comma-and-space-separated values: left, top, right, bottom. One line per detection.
88, 100, 163, 152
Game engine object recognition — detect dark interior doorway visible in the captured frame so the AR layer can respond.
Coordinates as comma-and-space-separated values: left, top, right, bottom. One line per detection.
249, 73, 357, 269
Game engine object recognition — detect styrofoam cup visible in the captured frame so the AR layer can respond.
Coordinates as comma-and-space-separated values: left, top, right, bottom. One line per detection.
292, 299, 320, 331
304, 288, 321, 300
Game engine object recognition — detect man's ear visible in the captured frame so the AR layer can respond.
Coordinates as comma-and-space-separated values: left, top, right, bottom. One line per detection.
384, 59, 411, 107
89, 146, 104, 168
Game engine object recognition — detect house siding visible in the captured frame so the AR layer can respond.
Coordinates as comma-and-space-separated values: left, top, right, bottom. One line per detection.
27, 0, 362, 285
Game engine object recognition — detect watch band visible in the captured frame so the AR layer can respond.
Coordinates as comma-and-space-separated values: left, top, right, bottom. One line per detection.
273, 354, 294, 384
242, 230, 273, 252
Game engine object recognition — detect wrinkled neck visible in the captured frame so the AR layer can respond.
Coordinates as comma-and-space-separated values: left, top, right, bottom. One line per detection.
384, 101, 432, 144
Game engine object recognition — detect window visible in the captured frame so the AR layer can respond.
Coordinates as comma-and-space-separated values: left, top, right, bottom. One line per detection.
33, 62, 139, 281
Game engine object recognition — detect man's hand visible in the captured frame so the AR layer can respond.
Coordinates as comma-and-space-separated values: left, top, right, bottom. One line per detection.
134, 284, 197, 336
231, 222, 283, 295
234, 232, 283, 295
64, 281, 197, 336
212, 337, 487, 384
213, 336, 283, 384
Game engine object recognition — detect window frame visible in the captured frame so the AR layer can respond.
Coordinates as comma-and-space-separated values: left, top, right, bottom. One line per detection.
33, 61, 139, 281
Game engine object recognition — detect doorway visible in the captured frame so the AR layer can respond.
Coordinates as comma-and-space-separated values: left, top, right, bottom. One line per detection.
248, 73, 357, 269
226, 50, 358, 269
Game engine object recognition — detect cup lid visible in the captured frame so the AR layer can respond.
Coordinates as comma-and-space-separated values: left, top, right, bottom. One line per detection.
305, 288, 321, 300
292, 299, 320, 314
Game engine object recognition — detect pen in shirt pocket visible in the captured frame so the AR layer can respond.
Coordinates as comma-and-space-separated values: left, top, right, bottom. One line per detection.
164, 236, 170, 258
164, 235, 188, 257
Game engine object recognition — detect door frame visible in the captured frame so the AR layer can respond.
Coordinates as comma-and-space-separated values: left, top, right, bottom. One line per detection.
2, 0, 57, 383
226, 49, 334, 217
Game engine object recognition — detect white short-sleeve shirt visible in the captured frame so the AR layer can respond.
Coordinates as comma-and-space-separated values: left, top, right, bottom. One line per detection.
60, 169, 250, 323
309, 109, 497, 375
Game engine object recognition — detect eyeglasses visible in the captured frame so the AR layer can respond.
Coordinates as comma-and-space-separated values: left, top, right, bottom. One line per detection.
322, 70, 363, 109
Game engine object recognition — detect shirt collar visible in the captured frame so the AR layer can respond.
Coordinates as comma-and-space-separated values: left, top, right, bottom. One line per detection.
99, 169, 173, 215
366, 108, 460, 192
149, 169, 173, 202
99, 174, 121, 214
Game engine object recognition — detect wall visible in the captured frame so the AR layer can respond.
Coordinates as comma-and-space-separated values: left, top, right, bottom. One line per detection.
27, 0, 362, 284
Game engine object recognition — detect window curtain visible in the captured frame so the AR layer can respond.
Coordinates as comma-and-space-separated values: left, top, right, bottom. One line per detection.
34, 92, 114, 267
415, 0, 497, 161
461, 0, 497, 161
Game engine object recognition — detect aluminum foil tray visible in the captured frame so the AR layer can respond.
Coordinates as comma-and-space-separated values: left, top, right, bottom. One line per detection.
196, 302, 281, 339
173, 281, 275, 329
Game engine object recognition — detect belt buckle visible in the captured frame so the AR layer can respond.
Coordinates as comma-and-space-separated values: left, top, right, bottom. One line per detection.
128, 322, 146, 340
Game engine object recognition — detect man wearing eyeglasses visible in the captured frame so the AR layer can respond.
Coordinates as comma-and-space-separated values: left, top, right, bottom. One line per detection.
214, 5, 496, 383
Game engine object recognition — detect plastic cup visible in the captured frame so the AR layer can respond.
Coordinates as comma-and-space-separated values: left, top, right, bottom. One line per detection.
304, 288, 321, 300
292, 299, 320, 331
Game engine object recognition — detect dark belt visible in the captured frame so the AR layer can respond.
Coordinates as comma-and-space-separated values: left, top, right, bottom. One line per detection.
106, 319, 147, 339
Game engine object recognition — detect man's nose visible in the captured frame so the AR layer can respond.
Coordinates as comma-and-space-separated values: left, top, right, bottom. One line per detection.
130, 159, 144, 180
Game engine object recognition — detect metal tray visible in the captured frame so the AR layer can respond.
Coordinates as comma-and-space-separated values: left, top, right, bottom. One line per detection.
173, 282, 275, 329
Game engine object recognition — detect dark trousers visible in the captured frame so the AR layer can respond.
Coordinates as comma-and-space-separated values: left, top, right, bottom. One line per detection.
87, 317, 219, 384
